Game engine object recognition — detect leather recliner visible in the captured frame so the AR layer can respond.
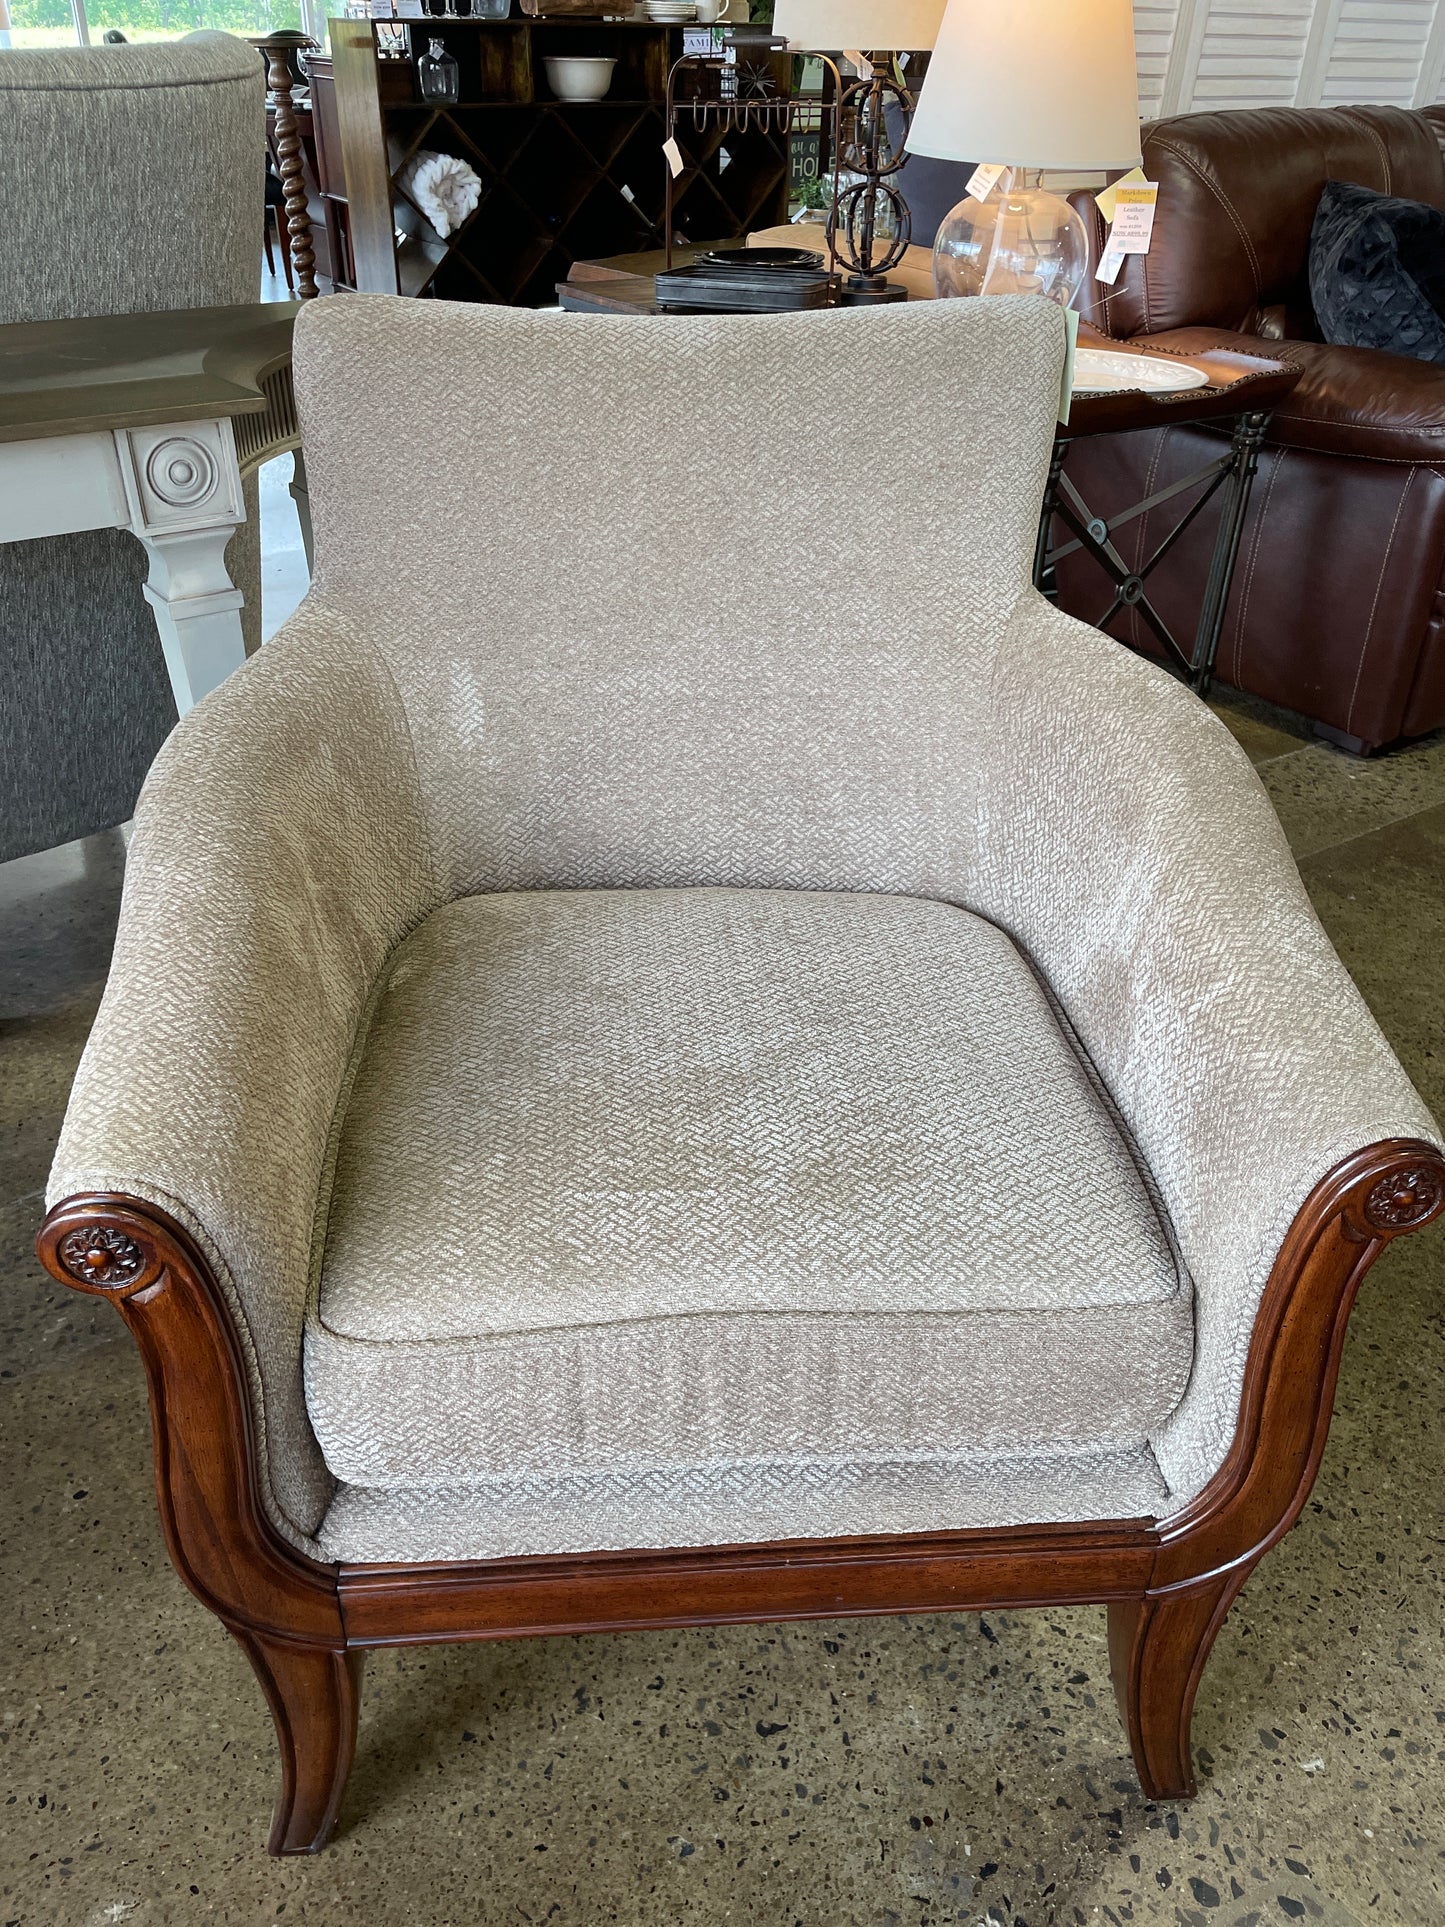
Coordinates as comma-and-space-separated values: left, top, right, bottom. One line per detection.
1059, 105, 1445, 754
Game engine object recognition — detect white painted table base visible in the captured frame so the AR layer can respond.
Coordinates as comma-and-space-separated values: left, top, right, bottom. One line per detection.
0, 415, 249, 714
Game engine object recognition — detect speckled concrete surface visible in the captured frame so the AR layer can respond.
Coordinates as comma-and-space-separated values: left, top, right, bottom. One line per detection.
1, 693, 1441, 1927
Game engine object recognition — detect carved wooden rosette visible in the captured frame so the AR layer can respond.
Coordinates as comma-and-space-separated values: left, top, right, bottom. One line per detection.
36, 1135, 1445, 1851
259, 36, 318, 300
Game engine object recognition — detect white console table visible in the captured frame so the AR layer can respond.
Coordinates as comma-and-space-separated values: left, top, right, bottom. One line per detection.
0, 302, 308, 714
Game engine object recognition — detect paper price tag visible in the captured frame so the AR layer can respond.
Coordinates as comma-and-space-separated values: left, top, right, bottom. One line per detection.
662, 137, 684, 179
1095, 164, 1146, 226
1095, 239, 1126, 286
965, 162, 1007, 202
1057, 304, 1080, 426
844, 49, 874, 77
1111, 181, 1158, 255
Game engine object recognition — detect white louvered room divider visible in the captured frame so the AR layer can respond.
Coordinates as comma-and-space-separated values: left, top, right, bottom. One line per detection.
1134, 0, 1445, 115
1045, 0, 1445, 193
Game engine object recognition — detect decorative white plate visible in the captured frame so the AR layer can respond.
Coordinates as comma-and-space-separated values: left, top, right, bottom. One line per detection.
1072, 348, 1210, 395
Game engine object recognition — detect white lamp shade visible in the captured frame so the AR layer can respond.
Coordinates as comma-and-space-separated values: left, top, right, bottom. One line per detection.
907, 0, 1141, 172
771, 0, 946, 51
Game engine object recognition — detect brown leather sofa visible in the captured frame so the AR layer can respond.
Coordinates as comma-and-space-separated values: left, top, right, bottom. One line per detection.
1059, 105, 1445, 753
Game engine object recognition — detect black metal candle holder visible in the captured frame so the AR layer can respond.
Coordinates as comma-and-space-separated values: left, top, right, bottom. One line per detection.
827, 50, 913, 303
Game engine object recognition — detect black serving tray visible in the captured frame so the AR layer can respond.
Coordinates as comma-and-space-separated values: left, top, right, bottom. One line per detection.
654, 260, 837, 312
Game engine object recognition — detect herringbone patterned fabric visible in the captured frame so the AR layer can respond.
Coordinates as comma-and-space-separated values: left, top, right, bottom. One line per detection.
304, 888, 1192, 1488
50, 601, 438, 1545
317, 1446, 1172, 1562
48, 295, 1438, 1560
297, 297, 1057, 903
976, 594, 1439, 1500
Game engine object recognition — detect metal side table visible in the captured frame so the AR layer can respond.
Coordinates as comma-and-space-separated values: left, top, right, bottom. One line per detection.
1036, 329, 1300, 696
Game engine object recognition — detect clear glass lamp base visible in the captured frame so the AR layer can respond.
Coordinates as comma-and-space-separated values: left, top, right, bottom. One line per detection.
932, 170, 1090, 308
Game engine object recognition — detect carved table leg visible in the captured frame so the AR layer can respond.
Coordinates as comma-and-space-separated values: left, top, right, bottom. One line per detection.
236, 1634, 365, 1856
114, 416, 249, 712
1109, 1572, 1246, 1800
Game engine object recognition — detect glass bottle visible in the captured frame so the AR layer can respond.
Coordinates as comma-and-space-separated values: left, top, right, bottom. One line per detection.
417, 38, 459, 104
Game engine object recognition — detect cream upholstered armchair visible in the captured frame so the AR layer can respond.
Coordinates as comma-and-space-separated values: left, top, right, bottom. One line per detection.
40, 295, 1443, 1856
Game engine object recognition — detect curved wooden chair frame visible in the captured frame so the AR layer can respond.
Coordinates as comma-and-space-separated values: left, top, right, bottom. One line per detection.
38, 1137, 1445, 1855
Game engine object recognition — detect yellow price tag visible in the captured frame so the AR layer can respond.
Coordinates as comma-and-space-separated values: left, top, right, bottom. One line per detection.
1095, 165, 1148, 226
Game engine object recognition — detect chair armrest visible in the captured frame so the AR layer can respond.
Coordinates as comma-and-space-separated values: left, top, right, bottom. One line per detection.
1129, 327, 1445, 464
45, 596, 439, 1547
975, 593, 1441, 1504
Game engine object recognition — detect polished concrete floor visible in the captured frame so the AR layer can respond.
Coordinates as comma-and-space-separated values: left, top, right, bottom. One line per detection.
1, 685, 1442, 1927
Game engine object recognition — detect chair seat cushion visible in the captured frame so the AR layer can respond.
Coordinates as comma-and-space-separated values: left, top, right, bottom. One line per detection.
304, 888, 1193, 1489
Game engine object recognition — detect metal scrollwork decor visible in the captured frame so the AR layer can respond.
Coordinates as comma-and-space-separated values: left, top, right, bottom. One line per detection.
663, 45, 843, 274
826, 52, 913, 296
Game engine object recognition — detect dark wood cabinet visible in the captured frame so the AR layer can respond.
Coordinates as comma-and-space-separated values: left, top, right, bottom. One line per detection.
319, 17, 794, 306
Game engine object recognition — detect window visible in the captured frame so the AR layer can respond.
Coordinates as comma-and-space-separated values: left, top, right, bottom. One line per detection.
2, 0, 314, 51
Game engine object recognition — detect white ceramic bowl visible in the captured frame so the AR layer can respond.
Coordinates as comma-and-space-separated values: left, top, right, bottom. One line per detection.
543, 55, 617, 102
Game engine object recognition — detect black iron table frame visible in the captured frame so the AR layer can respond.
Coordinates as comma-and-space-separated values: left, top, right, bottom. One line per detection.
1033, 408, 1272, 697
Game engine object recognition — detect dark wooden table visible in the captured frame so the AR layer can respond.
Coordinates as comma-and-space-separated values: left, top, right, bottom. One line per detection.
560, 244, 745, 313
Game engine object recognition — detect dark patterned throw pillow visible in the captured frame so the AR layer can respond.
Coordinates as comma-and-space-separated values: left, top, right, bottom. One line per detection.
1308, 178, 1445, 364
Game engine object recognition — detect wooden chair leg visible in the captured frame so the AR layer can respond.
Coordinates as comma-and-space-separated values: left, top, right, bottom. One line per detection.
1108, 1572, 1246, 1800
235, 1634, 365, 1855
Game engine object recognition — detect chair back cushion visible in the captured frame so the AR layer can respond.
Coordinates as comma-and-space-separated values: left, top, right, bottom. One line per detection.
1102, 105, 1445, 339
295, 293, 1065, 902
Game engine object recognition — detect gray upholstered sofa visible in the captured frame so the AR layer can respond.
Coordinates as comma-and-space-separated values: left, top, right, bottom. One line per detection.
39, 294, 1444, 1855
0, 34, 263, 862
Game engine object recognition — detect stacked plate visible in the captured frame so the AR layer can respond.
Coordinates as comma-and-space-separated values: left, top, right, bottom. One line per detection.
655, 248, 836, 313
645, 2, 697, 19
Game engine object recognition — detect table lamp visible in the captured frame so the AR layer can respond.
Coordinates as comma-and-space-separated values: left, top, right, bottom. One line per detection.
772, 0, 947, 302
907, 0, 1141, 307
